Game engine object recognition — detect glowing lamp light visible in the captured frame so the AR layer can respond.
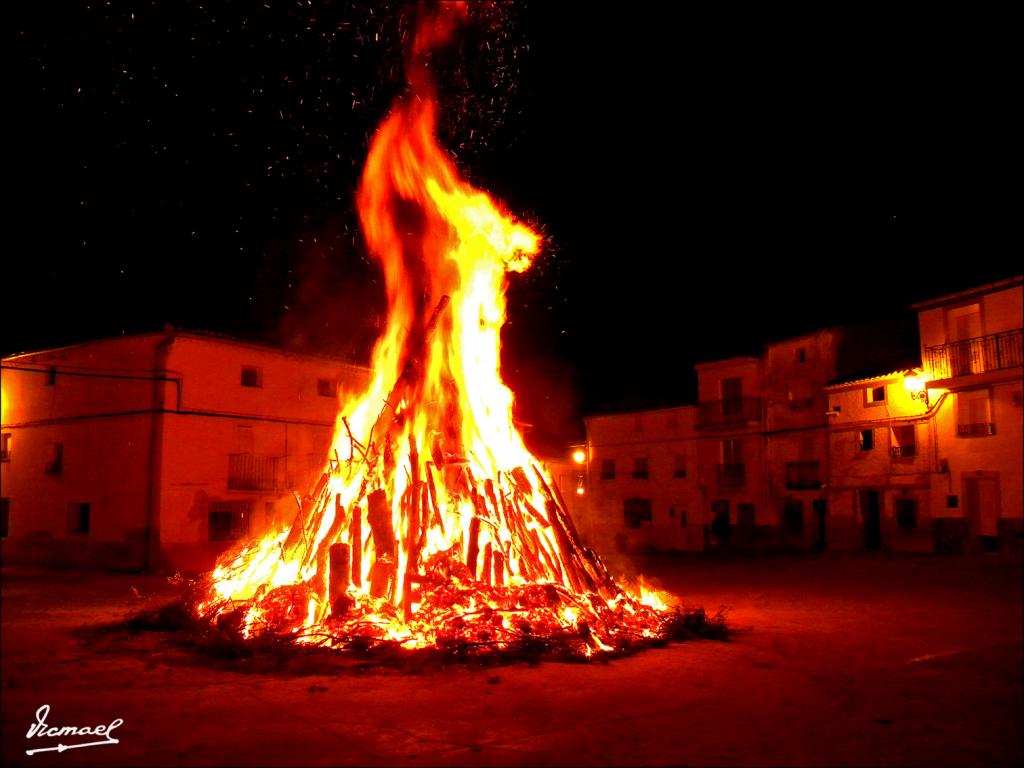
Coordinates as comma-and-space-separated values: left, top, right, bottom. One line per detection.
903, 370, 929, 406
575, 485, 585, 496
571, 449, 586, 465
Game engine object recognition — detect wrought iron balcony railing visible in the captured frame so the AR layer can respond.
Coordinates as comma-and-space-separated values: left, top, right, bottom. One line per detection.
717, 463, 746, 488
890, 445, 917, 458
957, 422, 996, 438
924, 328, 1022, 380
697, 398, 762, 429
228, 453, 281, 491
784, 461, 821, 489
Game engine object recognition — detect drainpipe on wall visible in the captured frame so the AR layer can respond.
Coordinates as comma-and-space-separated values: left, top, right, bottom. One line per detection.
144, 331, 176, 573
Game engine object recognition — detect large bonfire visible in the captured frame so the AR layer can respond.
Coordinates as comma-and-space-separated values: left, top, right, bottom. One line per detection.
193, 2, 684, 658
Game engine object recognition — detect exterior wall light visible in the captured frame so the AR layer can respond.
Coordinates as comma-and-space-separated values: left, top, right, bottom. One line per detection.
903, 370, 929, 407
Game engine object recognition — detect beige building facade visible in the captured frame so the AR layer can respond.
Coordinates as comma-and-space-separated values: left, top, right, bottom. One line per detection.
1, 329, 370, 571
580, 278, 1022, 554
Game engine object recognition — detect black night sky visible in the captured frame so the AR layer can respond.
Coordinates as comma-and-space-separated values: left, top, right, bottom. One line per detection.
9, 2, 1019, 445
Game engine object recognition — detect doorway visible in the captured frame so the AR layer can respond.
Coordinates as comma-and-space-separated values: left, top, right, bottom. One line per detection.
860, 490, 881, 550
964, 475, 1001, 551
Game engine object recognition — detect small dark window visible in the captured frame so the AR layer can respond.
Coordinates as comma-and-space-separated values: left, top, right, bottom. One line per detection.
679, 509, 688, 528
867, 385, 886, 403
67, 502, 90, 535
0, 433, 10, 462
209, 501, 251, 542
317, 378, 337, 397
896, 499, 917, 529
673, 454, 687, 478
796, 347, 806, 363
859, 429, 874, 451
946, 495, 959, 509
46, 366, 57, 385
623, 498, 653, 528
600, 459, 615, 480
0, 497, 9, 537
45, 443, 63, 475
241, 366, 263, 388
632, 457, 649, 479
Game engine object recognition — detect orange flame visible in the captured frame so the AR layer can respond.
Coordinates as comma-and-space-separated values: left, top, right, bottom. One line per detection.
196, 2, 671, 655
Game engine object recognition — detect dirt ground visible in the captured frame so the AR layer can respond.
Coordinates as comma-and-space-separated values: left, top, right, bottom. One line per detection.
2, 553, 1021, 767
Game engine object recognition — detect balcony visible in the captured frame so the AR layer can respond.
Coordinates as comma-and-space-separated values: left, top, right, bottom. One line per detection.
784, 461, 821, 489
228, 453, 281, 491
697, 398, 762, 430
924, 329, 1022, 381
957, 422, 996, 438
717, 463, 746, 488
890, 445, 917, 458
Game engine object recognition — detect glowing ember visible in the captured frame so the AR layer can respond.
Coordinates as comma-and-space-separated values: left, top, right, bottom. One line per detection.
193, 2, 675, 657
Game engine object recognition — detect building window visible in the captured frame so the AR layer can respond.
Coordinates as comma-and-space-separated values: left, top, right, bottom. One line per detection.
783, 500, 804, 534
866, 385, 886, 404
673, 454, 687, 478
228, 454, 280, 491
67, 502, 90, 535
946, 495, 959, 509
956, 390, 995, 437
895, 498, 917, 529
0, 433, 10, 462
721, 377, 743, 415
796, 347, 807, 363
632, 457, 649, 479
240, 366, 263, 388
669, 507, 689, 527
0, 498, 8, 537
718, 439, 744, 487
858, 429, 874, 451
209, 501, 252, 542
317, 378, 337, 397
600, 459, 615, 480
45, 443, 64, 475
890, 426, 916, 458
623, 498, 653, 528
785, 461, 821, 489
46, 366, 57, 385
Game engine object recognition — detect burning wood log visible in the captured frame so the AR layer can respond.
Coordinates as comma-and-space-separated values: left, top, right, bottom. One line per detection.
283, 471, 330, 559
510, 466, 533, 497
367, 295, 451, 454
401, 483, 422, 620
329, 543, 352, 614
492, 549, 505, 587
425, 462, 444, 533
367, 489, 396, 599
349, 505, 362, 589
302, 493, 349, 577
481, 542, 493, 587
466, 515, 481, 579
